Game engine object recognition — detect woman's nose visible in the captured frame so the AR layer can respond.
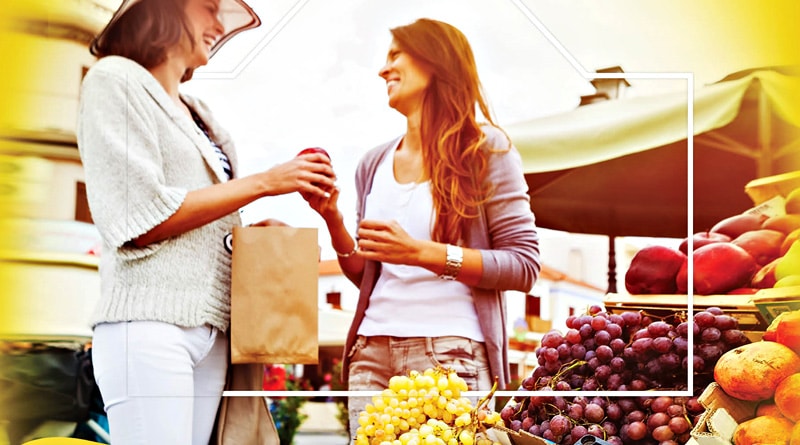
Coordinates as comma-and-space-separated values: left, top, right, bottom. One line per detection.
378, 63, 390, 79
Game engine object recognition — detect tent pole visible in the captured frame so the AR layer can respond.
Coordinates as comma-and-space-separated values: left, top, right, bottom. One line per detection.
607, 235, 617, 294
758, 82, 773, 177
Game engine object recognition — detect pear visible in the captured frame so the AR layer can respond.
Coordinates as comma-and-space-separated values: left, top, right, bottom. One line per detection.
776, 239, 800, 281
785, 187, 800, 215
775, 274, 800, 288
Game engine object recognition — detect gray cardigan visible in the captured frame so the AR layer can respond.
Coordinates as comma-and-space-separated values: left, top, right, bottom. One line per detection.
77, 56, 241, 332
342, 126, 541, 388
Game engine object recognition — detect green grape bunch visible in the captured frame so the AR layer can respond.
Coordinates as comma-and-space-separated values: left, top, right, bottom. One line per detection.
354, 366, 504, 445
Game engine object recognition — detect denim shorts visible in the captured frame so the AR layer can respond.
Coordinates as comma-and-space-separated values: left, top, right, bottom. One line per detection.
346, 335, 491, 439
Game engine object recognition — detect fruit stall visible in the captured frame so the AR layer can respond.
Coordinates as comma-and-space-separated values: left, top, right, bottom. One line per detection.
348, 65, 800, 444
350, 169, 800, 445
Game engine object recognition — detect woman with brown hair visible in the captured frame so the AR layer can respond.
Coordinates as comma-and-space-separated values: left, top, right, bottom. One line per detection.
77, 0, 334, 443
302, 18, 541, 438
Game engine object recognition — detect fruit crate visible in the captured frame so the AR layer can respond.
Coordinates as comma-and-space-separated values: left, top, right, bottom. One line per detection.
689, 382, 758, 445
744, 169, 800, 205
603, 293, 768, 340
752, 285, 800, 324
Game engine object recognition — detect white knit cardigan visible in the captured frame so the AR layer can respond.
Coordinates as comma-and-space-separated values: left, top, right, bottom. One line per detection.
77, 56, 241, 331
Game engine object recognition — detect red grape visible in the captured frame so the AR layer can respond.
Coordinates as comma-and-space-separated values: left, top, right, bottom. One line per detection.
652, 424, 675, 441
626, 421, 647, 441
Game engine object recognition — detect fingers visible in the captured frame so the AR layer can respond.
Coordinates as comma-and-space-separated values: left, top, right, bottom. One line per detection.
357, 219, 399, 247
295, 153, 336, 181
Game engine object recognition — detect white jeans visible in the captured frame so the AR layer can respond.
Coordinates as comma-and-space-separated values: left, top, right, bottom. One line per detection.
92, 321, 228, 445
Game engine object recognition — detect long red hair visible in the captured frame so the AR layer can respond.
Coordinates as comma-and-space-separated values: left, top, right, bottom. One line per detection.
390, 18, 506, 244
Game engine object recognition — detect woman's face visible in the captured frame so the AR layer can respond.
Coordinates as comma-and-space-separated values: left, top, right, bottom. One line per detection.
182, 0, 225, 67
379, 39, 432, 116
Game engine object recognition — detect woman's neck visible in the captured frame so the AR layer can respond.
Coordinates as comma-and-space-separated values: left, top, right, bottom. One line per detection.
403, 113, 423, 153
149, 57, 191, 116
148, 57, 187, 101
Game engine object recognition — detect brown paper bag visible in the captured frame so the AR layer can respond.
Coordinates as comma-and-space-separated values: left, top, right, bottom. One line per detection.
230, 226, 319, 364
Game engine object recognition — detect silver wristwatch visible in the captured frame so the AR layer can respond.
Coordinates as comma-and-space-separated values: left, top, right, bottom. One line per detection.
439, 244, 463, 280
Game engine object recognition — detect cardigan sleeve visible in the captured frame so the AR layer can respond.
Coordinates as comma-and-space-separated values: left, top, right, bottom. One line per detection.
77, 64, 187, 251
476, 126, 541, 292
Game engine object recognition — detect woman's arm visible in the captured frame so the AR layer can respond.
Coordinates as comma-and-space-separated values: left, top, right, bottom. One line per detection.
132, 153, 335, 246
303, 187, 365, 286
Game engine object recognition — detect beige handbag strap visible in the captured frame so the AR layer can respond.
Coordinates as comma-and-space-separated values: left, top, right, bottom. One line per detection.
213, 362, 280, 444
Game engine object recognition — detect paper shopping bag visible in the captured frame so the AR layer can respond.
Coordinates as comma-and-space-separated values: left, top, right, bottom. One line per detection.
230, 226, 319, 364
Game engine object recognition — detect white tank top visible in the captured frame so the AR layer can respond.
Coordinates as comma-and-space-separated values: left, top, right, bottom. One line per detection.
357, 149, 484, 341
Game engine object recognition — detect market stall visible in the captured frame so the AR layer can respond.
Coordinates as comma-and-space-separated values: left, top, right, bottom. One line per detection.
505, 66, 800, 294
349, 68, 800, 445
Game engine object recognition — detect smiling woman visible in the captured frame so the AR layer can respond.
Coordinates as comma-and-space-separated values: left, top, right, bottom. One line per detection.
76, 0, 337, 443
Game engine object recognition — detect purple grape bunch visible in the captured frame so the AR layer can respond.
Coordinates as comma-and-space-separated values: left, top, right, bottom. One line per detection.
502, 305, 750, 444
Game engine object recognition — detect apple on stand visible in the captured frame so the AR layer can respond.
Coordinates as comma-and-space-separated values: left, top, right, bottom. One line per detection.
693, 242, 759, 295
678, 231, 731, 255
750, 257, 781, 289
675, 257, 689, 294
731, 229, 786, 265
624, 245, 686, 294
710, 213, 767, 239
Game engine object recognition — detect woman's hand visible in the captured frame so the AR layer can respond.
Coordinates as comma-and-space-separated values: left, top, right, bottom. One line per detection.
261, 152, 335, 198
301, 186, 341, 222
356, 219, 427, 266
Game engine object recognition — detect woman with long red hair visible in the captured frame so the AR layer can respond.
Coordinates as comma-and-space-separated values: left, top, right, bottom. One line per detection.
303, 17, 541, 438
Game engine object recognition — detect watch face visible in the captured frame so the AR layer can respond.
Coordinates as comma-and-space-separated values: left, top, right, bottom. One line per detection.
440, 244, 463, 280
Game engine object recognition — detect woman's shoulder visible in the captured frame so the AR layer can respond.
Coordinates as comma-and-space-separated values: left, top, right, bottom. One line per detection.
479, 124, 513, 152
359, 136, 401, 165
86, 56, 149, 79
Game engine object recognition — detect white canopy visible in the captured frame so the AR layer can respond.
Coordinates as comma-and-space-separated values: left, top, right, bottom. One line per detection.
507, 67, 800, 175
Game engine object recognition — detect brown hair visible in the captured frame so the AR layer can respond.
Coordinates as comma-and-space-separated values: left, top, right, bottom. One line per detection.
390, 18, 505, 244
92, 0, 195, 73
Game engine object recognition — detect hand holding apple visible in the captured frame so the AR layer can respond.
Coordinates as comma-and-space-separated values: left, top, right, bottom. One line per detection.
297, 146, 331, 159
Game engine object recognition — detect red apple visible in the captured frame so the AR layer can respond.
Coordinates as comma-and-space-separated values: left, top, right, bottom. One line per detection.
726, 287, 759, 295
675, 256, 689, 294
297, 147, 330, 159
731, 229, 786, 265
678, 231, 731, 255
750, 257, 780, 289
693, 243, 759, 295
709, 213, 767, 239
624, 245, 687, 295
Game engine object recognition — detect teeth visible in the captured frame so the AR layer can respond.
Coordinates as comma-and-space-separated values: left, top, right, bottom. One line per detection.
387, 80, 399, 88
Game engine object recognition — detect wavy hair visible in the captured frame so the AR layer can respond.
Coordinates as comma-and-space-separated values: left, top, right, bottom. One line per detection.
390, 18, 507, 244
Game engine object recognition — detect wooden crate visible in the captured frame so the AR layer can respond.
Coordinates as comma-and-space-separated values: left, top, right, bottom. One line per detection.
603, 293, 768, 334
752, 286, 800, 324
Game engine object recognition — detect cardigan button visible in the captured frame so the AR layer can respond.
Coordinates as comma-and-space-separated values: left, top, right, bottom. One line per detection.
223, 233, 233, 254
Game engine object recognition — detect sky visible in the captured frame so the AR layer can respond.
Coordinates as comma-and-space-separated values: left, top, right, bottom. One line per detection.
178, 0, 800, 263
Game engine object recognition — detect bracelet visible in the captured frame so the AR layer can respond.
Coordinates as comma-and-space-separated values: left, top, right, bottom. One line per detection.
439, 244, 463, 281
335, 245, 359, 258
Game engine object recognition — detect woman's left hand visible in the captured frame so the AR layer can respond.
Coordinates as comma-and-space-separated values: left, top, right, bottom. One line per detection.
356, 219, 426, 266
